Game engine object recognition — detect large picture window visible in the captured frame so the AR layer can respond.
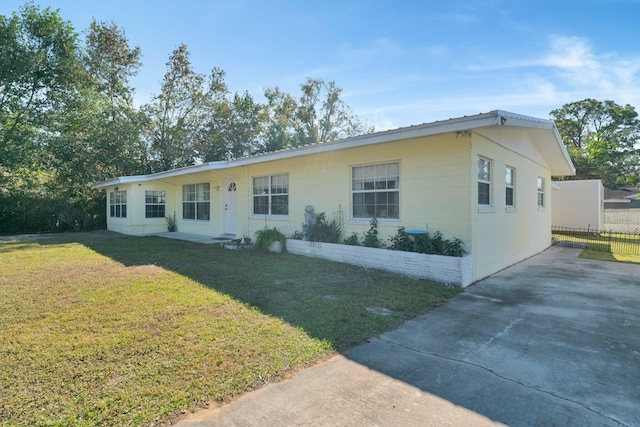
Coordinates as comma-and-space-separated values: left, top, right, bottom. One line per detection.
183, 183, 210, 221
253, 174, 289, 215
352, 161, 399, 219
478, 157, 491, 206
145, 190, 166, 218
109, 190, 127, 218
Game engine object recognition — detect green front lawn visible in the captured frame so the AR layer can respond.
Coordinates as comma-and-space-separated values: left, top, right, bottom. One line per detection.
578, 248, 640, 264
0, 233, 460, 426
552, 231, 640, 264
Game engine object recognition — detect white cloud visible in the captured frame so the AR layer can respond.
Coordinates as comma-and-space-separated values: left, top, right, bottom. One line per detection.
541, 36, 606, 87
466, 34, 640, 106
543, 36, 596, 69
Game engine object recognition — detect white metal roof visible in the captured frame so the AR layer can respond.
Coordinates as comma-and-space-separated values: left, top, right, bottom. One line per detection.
92, 110, 575, 189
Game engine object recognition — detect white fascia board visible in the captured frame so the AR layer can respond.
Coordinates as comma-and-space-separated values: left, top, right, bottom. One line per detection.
91, 162, 229, 189
496, 110, 556, 128
91, 175, 147, 189
549, 126, 576, 176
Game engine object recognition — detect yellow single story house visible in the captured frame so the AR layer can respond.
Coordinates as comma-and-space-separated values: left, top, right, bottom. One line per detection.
92, 110, 575, 283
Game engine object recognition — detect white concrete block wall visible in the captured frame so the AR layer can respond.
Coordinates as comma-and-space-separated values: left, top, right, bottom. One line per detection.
286, 240, 473, 287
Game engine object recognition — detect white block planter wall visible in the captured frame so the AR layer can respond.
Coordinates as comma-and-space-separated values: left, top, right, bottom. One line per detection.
286, 240, 473, 287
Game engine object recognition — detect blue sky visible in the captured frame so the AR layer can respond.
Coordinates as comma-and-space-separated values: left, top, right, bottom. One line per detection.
3, 0, 640, 130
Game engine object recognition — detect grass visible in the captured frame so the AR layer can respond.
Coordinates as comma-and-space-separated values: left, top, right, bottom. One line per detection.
552, 231, 640, 264
578, 249, 640, 264
0, 232, 461, 426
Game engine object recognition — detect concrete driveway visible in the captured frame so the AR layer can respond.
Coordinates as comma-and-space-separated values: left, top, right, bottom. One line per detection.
177, 246, 640, 426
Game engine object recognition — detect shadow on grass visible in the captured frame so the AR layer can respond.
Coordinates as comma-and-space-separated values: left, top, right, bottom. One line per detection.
579, 248, 640, 264
35, 232, 460, 353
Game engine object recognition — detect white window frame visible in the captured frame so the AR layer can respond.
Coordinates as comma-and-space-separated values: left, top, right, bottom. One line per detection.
505, 166, 516, 210
145, 190, 166, 219
351, 161, 400, 220
109, 190, 127, 218
182, 183, 210, 221
537, 177, 545, 208
252, 174, 289, 216
477, 157, 492, 209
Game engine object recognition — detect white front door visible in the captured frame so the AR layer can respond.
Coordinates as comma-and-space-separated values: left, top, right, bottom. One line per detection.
224, 181, 237, 235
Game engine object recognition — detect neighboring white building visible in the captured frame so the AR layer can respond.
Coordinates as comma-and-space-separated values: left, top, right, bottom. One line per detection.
552, 180, 604, 231
93, 110, 575, 284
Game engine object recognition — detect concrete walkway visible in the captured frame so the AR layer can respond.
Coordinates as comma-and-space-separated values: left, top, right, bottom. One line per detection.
153, 232, 234, 245
176, 246, 640, 426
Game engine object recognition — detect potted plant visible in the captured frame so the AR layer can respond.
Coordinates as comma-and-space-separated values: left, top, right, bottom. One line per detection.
255, 227, 286, 253
166, 213, 177, 232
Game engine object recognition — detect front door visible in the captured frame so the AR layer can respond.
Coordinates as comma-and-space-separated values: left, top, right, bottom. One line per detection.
224, 181, 237, 235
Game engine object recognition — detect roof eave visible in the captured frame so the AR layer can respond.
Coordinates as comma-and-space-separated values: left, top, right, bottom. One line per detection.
91, 110, 576, 186
91, 161, 229, 189
91, 175, 147, 189
501, 112, 575, 176
227, 111, 513, 167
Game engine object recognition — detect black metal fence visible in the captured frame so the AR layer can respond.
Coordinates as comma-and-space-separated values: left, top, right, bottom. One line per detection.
552, 226, 640, 255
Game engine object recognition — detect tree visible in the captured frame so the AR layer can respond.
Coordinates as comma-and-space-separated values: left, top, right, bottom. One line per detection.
0, 3, 79, 194
263, 78, 373, 150
49, 19, 147, 201
197, 91, 265, 161
84, 19, 141, 110
142, 44, 228, 171
550, 99, 640, 186
263, 86, 297, 151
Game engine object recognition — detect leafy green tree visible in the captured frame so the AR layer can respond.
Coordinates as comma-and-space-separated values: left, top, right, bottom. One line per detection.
225, 91, 266, 159
49, 19, 147, 201
197, 91, 265, 160
211, 92, 266, 160
263, 77, 373, 150
142, 44, 228, 171
0, 3, 79, 194
84, 19, 141, 110
263, 86, 297, 151
551, 99, 640, 186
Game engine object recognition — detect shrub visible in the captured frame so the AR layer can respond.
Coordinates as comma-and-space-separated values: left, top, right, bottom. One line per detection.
304, 212, 341, 243
255, 227, 286, 252
294, 220, 466, 257
413, 230, 465, 257
389, 226, 413, 251
343, 232, 360, 246
443, 237, 466, 257
362, 217, 383, 248
0, 193, 106, 234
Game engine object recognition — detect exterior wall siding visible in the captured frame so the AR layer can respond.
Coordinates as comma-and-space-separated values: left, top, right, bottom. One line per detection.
471, 132, 553, 281
242, 134, 473, 248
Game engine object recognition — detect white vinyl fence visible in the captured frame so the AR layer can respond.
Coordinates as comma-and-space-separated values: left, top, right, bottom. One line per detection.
604, 209, 640, 233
